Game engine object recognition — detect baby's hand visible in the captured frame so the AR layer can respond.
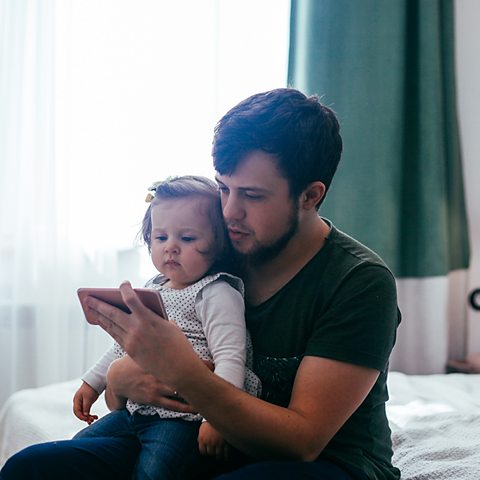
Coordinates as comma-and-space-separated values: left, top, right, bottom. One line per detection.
73, 381, 100, 424
198, 421, 229, 461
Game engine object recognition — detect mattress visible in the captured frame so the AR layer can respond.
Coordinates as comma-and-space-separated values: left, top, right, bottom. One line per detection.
1, 372, 480, 478
387, 371, 480, 479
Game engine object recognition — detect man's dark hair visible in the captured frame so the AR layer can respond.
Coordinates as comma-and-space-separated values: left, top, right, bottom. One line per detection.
212, 88, 342, 208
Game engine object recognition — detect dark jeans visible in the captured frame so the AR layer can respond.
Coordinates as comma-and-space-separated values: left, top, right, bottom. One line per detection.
0, 409, 201, 480
215, 460, 367, 479
0, 410, 367, 480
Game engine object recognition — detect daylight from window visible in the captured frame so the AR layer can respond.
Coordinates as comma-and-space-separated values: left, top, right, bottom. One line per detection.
56, 0, 290, 253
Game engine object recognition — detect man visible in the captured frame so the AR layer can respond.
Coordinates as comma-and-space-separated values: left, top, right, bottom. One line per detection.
0, 89, 400, 479
102, 89, 401, 479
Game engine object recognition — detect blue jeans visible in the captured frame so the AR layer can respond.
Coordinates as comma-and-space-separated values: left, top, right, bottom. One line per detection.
0, 409, 201, 480
194, 455, 367, 480
213, 460, 368, 479
0, 410, 367, 480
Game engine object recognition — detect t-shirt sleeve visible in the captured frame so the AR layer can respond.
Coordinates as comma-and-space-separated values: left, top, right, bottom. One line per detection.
305, 264, 400, 372
195, 280, 247, 390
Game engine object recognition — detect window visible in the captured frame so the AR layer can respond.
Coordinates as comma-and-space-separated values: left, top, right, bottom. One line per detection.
0, 0, 290, 403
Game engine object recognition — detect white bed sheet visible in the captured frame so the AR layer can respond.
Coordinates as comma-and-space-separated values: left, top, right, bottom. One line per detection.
387, 371, 480, 479
0, 379, 109, 468
1, 372, 480, 478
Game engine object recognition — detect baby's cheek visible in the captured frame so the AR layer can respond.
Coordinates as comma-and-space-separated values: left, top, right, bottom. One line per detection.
196, 247, 217, 269
195, 242, 214, 257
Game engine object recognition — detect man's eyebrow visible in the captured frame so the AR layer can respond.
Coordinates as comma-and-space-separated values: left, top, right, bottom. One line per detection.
215, 177, 271, 193
239, 186, 271, 194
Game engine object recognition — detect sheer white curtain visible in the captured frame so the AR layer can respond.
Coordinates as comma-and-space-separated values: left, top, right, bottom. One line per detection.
0, 0, 290, 406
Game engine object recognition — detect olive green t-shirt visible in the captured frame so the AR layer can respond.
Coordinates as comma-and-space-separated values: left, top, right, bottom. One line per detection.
246, 222, 401, 480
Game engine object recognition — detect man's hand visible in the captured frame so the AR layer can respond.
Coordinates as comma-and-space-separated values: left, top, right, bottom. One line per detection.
106, 355, 213, 413
73, 381, 99, 424
85, 282, 210, 396
198, 421, 230, 461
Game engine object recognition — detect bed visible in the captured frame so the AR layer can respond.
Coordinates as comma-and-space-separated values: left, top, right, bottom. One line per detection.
387, 372, 480, 479
1, 372, 480, 478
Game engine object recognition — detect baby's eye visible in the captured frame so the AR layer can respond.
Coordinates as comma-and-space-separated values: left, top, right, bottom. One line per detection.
155, 235, 167, 242
181, 236, 196, 242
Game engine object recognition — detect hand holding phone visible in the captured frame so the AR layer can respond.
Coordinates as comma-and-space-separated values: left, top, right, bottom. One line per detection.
77, 287, 167, 325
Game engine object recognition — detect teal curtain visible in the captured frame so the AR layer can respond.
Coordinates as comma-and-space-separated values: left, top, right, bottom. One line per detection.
288, 0, 469, 278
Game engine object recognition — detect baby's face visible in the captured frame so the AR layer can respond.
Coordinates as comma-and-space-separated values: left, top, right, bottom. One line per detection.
150, 197, 216, 289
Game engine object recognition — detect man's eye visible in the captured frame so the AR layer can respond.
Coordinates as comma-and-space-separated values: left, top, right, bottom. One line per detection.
218, 186, 229, 194
244, 192, 263, 200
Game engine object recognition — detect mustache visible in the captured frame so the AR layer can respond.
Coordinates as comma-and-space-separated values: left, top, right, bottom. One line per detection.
226, 223, 251, 234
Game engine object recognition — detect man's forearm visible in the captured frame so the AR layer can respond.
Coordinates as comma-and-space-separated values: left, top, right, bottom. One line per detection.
177, 357, 378, 462
106, 358, 140, 398
104, 385, 127, 411
177, 367, 321, 461
106, 355, 198, 413
106, 356, 156, 404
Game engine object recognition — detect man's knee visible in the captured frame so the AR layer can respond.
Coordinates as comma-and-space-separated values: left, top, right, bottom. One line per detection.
0, 443, 56, 479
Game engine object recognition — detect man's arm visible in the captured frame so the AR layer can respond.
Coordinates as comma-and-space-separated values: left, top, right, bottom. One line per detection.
87, 282, 379, 460
179, 356, 379, 460
105, 355, 197, 413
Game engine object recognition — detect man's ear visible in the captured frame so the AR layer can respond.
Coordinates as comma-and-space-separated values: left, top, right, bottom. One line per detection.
301, 182, 326, 210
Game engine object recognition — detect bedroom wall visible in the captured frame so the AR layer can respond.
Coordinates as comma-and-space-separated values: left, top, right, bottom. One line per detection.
455, 0, 480, 354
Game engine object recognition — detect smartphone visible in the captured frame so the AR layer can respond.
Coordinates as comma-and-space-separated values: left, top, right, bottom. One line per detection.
77, 287, 168, 325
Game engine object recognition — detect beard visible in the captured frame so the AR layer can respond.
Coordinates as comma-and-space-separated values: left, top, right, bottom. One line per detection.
239, 204, 300, 265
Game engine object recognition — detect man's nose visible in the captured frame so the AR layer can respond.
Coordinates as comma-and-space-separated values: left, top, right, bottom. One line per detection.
222, 193, 245, 221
